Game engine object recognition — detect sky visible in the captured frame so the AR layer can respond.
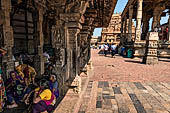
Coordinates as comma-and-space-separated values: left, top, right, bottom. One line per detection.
93, 0, 169, 36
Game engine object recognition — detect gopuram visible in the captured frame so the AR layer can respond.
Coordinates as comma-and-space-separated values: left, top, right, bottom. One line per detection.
0, 0, 117, 99
101, 13, 135, 45
121, 0, 170, 64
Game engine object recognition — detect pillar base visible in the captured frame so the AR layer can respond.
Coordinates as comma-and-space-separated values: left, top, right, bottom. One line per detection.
143, 56, 158, 65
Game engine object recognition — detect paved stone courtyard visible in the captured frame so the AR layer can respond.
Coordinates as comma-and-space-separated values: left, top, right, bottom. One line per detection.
77, 50, 170, 113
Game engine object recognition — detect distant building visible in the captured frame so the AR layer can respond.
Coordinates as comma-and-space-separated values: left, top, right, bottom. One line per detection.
101, 13, 135, 45
91, 36, 102, 45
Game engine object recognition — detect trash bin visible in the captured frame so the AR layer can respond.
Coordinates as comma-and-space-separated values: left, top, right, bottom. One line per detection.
127, 49, 133, 58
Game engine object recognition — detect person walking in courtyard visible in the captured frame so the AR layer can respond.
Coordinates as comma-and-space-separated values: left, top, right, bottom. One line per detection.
111, 43, 117, 58
104, 44, 109, 56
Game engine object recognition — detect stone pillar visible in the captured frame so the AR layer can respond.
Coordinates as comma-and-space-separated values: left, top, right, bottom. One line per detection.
143, 32, 158, 65
152, 7, 159, 30
61, 13, 83, 80
142, 15, 150, 40
124, 16, 127, 37
128, 5, 133, 42
79, 32, 89, 71
121, 18, 124, 37
1, 0, 14, 77
135, 0, 143, 41
34, 7, 45, 76
168, 12, 170, 42
66, 22, 81, 79
152, 6, 164, 31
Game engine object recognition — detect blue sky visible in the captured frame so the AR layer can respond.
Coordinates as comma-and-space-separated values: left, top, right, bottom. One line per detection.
93, 0, 169, 36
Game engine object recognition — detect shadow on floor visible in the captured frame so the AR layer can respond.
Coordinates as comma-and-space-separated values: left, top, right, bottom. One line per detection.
124, 60, 144, 64
98, 50, 104, 55
158, 59, 170, 63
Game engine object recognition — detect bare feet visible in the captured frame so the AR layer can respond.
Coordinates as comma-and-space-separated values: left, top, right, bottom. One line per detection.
7, 103, 18, 109
41, 111, 48, 113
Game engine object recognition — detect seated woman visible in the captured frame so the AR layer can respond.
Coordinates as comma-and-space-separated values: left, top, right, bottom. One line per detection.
16, 64, 37, 86
49, 74, 59, 99
26, 79, 55, 113
0, 68, 6, 112
6, 71, 25, 108
43, 64, 53, 80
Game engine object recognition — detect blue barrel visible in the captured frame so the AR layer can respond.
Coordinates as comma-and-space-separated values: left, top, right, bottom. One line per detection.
121, 47, 125, 56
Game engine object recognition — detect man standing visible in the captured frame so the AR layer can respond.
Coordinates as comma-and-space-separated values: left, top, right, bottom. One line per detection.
111, 44, 117, 58
104, 44, 109, 56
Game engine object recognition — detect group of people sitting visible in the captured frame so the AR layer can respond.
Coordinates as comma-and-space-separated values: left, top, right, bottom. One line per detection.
0, 63, 59, 113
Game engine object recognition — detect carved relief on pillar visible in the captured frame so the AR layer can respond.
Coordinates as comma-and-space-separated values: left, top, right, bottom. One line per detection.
0, 25, 4, 48
54, 48, 65, 67
136, 30, 141, 41
51, 25, 65, 48
65, 0, 89, 15
67, 28, 80, 46
143, 32, 159, 65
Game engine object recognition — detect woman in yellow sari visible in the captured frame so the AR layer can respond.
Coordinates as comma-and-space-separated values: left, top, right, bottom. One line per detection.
16, 64, 37, 86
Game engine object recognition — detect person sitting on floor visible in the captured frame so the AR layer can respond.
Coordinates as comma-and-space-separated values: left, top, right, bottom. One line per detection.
16, 64, 37, 86
0, 68, 6, 112
6, 71, 25, 108
26, 79, 56, 113
43, 64, 53, 80
49, 74, 59, 99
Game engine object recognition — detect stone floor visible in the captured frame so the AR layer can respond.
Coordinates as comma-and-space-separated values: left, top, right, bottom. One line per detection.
77, 49, 170, 113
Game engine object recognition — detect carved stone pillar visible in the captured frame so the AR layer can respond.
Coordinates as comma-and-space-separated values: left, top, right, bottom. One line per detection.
152, 6, 164, 31
143, 32, 158, 65
1, 0, 14, 77
142, 14, 150, 40
168, 12, 170, 42
121, 19, 124, 37
67, 26, 81, 79
128, 5, 133, 42
34, 7, 45, 76
61, 13, 83, 80
152, 7, 160, 30
79, 32, 88, 71
135, 0, 143, 41
124, 16, 127, 37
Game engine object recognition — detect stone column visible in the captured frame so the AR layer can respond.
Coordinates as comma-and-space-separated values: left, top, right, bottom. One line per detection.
143, 32, 159, 65
1, 0, 14, 77
152, 7, 159, 30
128, 5, 133, 42
142, 15, 150, 40
152, 6, 164, 31
121, 18, 124, 37
34, 7, 45, 76
135, 0, 143, 41
67, 27, 81, 78
79, 32, 89, 72
168, 12, 170, 41
124, 16, 127, 37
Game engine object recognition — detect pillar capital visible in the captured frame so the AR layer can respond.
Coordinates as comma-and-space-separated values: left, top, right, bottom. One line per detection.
60, 13, 84, 23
